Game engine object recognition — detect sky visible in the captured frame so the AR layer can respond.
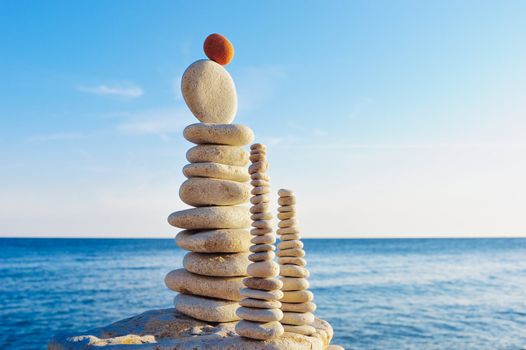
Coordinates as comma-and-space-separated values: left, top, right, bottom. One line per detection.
1, 1, 525, 238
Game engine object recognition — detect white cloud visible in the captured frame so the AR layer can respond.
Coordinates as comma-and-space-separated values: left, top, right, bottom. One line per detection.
29, 132, 89, 142
77, 83, 144, 98
116, 107, 194, 140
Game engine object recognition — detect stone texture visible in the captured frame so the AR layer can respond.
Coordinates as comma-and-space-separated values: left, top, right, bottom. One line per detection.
183, 162, 250, 182
240, 298, 282, 309
243, 277, 283, 291
280, 277, 309, 291
176, 229, 250, 253
183, 252, 249, 277
283, 324, 316, 336
247, 260, 280, 278
184, 123, 254, 146
281, 290, 314, 303
276, 248, 305, 257
235, 320, 284, 341
280, 265, 310, 278
181, 59, 237, 124
250, 243, 275, 253
278, 196, 296, 206
179, 178, 251, 206
276, 226, 299, 234
281, 302, 317, 313
249, 251, 275, 262
174, 294, 240, 322
187, 145, 248, 166
49, 308, 333, 349
251, 234, 276, 245
326, 346, 346, 350
281, 312, 315, 326
236, 307, 283, 322
241, 288, 284, 301
278, 240, 303, 250
278, 257, 307, 266
168, 206, 250, 230
164, 269, 244, 301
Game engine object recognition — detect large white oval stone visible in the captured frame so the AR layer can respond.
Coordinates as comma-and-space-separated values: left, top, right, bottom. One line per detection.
181, 59, 237, 124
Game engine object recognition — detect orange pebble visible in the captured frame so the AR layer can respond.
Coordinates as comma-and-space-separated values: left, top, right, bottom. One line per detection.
203, 33, 235, 65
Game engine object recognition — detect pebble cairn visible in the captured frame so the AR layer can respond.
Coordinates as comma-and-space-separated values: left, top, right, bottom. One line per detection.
164, 34, 255, 323
277, 189, 317, 335
235, 143, 285, 340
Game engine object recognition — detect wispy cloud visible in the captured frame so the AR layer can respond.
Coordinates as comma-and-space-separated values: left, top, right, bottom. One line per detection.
29, 132, 89, 142
116, 107, 194, 140
77, 83, 144, 98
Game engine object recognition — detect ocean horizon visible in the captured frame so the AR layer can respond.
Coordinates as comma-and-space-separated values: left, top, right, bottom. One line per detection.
2, 237, 525, 349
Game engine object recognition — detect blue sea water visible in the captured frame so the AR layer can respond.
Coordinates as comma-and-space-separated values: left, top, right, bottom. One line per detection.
1, 238, 526, 350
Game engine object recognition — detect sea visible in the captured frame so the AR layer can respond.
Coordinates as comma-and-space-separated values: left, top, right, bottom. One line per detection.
1, 238, 525, 350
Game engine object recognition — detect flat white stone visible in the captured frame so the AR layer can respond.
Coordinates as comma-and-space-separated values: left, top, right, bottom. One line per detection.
235, 320, 284, 340
183, 162, 250, 182
236, 307, 283, 322
183, 123, 254, 146
168, 206, 250, 230
183, 252, 249, 277
187, 145, 248, 166
180, 178, 251, 206
176, 229, 251, 253
165, 268, 244, 301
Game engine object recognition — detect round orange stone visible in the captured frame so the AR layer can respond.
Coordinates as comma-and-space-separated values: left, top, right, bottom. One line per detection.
203, 33, 235, 65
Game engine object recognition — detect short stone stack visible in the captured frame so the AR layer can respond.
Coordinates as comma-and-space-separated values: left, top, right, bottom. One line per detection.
235, 143, 285, 340
277, 189, 317, 336
165, 34, 255, 323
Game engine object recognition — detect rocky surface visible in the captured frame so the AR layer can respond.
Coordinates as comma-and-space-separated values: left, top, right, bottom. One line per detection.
48, 308, 334, 350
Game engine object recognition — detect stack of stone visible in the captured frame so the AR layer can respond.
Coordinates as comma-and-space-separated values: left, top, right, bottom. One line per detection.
165, 34, 255, 323
276, 189, 317, 335
235, 143, 285, 340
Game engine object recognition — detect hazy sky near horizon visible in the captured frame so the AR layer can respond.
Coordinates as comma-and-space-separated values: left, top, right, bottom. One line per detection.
1, 1, 525, 238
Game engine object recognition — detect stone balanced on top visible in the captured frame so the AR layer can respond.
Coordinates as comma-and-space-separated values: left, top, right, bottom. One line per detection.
277, 189, 317, 335
164, 34, 255, 323
235, 143, 285, 339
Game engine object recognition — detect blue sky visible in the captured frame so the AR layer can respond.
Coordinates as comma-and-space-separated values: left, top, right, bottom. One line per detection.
1, 1, 525, 237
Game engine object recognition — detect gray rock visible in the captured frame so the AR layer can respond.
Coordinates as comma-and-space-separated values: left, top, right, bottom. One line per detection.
48, 308, 333, 349
181, 60, 237, 124
164, 269, 244, 301
183, 123, 254, 146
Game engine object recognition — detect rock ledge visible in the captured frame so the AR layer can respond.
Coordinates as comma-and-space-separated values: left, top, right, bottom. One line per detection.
48, 308, 333, 350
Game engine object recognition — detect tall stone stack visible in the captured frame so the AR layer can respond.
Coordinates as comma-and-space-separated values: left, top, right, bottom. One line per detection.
235, 143, 285, 340
164, 34, 255, 323
276, 189, 317, 336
